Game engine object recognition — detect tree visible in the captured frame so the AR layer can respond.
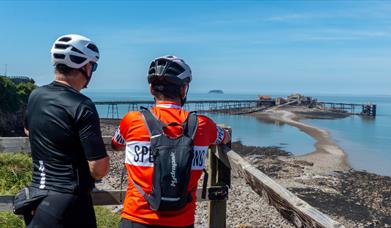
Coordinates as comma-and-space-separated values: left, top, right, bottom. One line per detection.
0, 75, 37, 136
16, 82, 36, 104
0, 76, 20, 113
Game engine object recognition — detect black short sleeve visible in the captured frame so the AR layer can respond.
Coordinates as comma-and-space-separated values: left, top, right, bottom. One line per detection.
76, 99, 107, 161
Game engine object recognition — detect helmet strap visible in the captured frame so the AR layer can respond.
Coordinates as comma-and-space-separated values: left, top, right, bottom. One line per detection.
79, 68, 92, 89
180, 85, 189, 106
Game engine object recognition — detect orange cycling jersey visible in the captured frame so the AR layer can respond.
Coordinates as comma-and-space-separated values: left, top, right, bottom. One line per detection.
112, 101, 226, 227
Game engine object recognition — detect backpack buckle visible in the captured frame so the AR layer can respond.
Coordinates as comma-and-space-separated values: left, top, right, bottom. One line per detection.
208, 186, 229, 201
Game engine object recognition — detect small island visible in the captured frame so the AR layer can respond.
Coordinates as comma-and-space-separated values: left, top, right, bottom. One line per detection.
208, 89, 224, 94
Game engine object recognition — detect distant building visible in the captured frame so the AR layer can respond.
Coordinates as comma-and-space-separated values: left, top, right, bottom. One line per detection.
257, 95, 275, 107
258, 95, 272, 101
287, 93, 316, 105
8, 76, 35, 84
275, 97, 287, 105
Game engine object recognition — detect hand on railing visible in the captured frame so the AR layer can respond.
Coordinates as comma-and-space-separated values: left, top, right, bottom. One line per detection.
221, 126, 232, 153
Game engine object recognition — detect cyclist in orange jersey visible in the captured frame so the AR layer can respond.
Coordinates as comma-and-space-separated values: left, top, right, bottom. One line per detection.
112, 55, 231, 228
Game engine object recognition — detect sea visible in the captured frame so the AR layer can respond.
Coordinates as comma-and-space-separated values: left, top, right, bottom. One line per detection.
85, 90, 391, 177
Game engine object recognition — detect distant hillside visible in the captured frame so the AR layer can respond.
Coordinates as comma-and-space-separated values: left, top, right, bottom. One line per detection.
0, 75, 37, 136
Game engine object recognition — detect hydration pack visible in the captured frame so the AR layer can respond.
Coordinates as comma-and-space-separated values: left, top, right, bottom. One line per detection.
132, 108, 198, 211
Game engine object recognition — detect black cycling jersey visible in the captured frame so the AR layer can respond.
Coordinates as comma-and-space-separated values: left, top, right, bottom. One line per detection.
25, 81, 107, 194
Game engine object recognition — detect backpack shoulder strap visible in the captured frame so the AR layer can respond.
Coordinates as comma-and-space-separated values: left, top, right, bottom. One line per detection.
140, 107, 165, 137
184, 111, 198, 139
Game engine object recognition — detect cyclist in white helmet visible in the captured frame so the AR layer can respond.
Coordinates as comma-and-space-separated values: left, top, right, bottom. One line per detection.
21, 34, 109, 227
51, 34, 100, 89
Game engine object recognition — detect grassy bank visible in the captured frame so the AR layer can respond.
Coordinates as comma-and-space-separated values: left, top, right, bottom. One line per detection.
0, 207, 120, 228
0, 153, 121, 227
0, 153, 32, 195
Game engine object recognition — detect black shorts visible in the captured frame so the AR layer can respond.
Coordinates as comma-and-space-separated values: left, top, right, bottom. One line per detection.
26, 192, 96, 228
120, 218, 194, 228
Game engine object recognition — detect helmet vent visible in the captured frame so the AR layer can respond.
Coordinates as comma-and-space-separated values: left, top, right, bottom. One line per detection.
156, 59, 167, 67
168, 63, 184, 74
166, 68, 183, 76
71, 47, 84, 54
59, 37, 71, 42
53, 53, 65, 59
87, 43, 99, 53
70, 55, 87, 64
55, 44, 70, 50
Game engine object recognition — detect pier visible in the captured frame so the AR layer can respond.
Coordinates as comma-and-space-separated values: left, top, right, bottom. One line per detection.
94, 99, 377, 119
94, 100, 260, 118
318, 102, 376, 117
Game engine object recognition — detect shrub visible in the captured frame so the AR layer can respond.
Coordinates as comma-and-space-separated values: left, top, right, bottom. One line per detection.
95, 206, 121, 228
0, 207, 121, 228
0, 153, 32, 195
0, 212, 24, 228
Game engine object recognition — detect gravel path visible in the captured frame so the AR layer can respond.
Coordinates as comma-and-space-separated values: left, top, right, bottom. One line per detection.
100, 119, 294, 227
101, 150, 294, 227
195, 171, 293, 227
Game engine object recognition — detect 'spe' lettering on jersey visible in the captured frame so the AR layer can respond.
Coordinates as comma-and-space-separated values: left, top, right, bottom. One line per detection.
126, 141, 208, 169
133, 145, 150, 163
126, 141, 153, 167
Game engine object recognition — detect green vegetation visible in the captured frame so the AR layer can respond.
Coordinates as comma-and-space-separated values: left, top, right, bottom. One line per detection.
0, 211, 24, 228
0, 153, 32, 228
0, 76, 36, 113
95, 206, 121, 228
0, 206, 121, 228
0, 153, 32, 195
0, 153, 121, 227
0, 75, 37, 136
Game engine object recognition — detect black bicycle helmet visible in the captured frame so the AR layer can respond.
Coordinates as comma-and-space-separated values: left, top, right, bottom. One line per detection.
147, 55, 192, 85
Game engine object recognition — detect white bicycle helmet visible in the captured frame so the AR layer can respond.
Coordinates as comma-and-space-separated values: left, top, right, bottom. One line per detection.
148, 55, 192, 85
50, 34, 99, 69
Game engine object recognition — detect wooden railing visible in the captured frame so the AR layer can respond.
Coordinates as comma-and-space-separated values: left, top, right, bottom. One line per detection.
0, 136, 343, 228
0, 136, 230, 228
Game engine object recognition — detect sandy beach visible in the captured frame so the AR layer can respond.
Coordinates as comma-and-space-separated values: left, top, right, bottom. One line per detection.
252, 108, 350, 175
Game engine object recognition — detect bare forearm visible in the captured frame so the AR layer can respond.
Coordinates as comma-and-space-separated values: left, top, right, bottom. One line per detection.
88, 156, 110, 180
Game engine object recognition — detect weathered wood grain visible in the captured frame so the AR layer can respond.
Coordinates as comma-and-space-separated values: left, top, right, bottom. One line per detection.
227, 150, 344, 228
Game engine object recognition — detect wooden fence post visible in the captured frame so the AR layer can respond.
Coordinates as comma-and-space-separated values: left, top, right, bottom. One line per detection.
207, 127, 232, 228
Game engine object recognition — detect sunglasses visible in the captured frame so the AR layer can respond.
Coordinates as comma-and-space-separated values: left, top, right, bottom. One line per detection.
91, 62, 98, 72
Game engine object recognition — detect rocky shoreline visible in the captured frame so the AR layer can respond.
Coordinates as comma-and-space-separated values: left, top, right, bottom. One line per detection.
248, 107, 391, 227
233, 142, 391, 227
99, 107, 391, 227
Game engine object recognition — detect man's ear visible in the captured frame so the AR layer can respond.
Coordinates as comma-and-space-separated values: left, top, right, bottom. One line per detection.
150, 84, 157, 97
83, 63, 90, 74
150, 84, 154, 95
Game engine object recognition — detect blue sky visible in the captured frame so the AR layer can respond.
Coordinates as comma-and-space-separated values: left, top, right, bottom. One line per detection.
1, 1, 391, 95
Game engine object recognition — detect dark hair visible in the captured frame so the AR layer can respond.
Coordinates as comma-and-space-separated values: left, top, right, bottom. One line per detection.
151, 81, 182, 100
55, 64, 78, 76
